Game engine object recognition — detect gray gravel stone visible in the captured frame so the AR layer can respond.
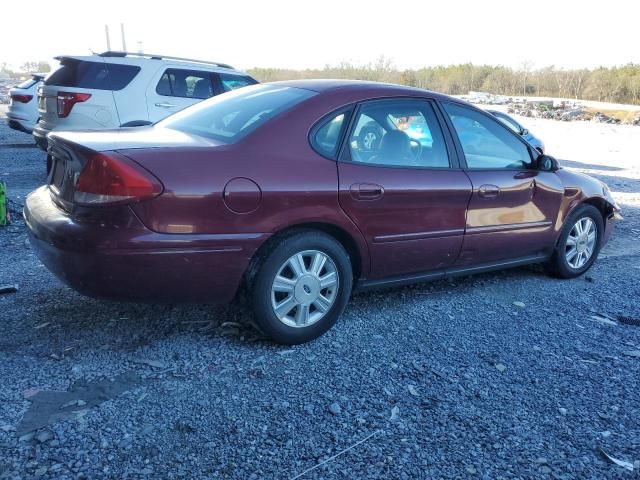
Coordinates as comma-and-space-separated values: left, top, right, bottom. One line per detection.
1, 109, 639, 479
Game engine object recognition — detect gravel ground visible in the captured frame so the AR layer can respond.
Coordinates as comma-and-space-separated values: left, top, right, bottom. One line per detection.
1, 107, 640, 479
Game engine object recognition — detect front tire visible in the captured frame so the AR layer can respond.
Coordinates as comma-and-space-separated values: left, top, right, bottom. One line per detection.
250, 231, 353, 345
546, 204, 603, 278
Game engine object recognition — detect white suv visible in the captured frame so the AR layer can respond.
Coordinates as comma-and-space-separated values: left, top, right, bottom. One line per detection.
33, 51, 257, 150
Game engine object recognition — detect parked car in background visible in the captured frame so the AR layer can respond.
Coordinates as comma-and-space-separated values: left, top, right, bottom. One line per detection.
33, 51, 257, 154
6, 73, 46, 133
487, 109, 545, 153
25, 81, 620, 344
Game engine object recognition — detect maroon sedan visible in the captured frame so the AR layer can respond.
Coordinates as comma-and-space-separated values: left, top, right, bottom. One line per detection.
25, 80, 621, 344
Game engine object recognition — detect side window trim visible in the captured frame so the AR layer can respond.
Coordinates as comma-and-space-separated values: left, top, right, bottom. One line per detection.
309, 106, 355, 160
210, 73, 225, 96
338, 97, 458, 170
439, 101, 535, 170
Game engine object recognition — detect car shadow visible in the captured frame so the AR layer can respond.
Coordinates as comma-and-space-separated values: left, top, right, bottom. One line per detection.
352, 264, 544, 304
559, 167, 640, 192
3, 288, 264, 358
558, 158, 625, 172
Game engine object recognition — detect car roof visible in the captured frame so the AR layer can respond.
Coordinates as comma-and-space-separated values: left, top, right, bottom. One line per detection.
53, 53, 250, 75
270, 79, 458, 102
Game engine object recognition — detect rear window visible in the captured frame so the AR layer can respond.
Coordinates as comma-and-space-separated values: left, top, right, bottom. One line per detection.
45, 59, 140, 91
159, 84, 316, 143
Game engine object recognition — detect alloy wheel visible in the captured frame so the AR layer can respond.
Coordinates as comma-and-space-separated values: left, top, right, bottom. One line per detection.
270, 250, 339, 328
565, 217, 597, 269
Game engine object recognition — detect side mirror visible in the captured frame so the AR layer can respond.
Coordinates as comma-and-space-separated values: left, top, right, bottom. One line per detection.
537, 154, 559, 172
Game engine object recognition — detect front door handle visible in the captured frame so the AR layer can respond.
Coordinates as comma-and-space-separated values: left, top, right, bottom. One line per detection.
155, 102, 176, 108
350, 183, 384, 201
478, 184, 500, 198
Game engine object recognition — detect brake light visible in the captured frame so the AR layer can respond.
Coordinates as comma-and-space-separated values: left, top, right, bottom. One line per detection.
11, 94, 33, 103
57, 92, 91, 118
73, 152, 162, 205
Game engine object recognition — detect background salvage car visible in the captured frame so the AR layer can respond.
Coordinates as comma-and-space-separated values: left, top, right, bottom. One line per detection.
487, 109, 545, 153
33, 51, 257, 157
6, 73, 45, 133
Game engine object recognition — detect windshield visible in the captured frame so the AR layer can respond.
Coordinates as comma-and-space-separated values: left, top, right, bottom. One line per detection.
159, 84, 316, 143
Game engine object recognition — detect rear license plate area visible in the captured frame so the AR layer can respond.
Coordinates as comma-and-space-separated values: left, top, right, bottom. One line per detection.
50, 158, 66, 189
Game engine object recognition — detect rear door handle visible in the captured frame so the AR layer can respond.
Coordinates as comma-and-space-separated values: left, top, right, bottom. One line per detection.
350, 183, 384, 201
155, 102, 176, 108
478, 184, 500, 198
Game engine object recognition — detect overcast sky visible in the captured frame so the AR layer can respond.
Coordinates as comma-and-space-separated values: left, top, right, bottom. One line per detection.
2, 0, 638, 71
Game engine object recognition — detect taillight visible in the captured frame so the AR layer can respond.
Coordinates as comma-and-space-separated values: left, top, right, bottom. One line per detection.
73, 152, 162, 205
11, 94, 33, 103
57, 92, 91, 118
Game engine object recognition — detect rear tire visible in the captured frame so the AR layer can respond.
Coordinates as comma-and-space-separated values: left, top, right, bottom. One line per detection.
545, 204, 603, 279
249, 231, 353, 345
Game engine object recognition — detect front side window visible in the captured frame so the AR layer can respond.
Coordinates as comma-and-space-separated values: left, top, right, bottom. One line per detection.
159, 84, 316, 143
443, 103, 531, 169
218, 73, 257, 92
156, 69, 214, 99
348, 99, 449, 168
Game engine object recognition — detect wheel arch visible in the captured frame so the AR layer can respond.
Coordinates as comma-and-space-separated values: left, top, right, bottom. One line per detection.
582, 196, 615, 223
245, 222, 365, 286
555, 196, 610, 247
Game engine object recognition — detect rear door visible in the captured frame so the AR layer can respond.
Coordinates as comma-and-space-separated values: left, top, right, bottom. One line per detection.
440, 101, 564, 266
146, 67, 215, 122
336, 98, 473, 279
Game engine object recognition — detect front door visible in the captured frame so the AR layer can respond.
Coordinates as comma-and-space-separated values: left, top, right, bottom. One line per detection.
440, 102, 564, 266
337, 98, 473, 279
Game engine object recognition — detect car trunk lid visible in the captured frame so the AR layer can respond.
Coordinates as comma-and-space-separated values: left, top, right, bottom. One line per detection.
46, 127, 224, 212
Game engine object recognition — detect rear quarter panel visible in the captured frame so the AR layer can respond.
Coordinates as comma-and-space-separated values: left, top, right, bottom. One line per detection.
125, 92, 374, 276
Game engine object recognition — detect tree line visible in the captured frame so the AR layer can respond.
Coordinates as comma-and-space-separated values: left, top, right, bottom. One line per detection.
248, 59, 640, 105
1, 61, 51, 78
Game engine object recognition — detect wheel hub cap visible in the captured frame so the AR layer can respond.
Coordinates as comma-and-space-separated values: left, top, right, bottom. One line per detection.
270, 250, 339, 328
565, 217, 597, 269
294, 275, 321, 305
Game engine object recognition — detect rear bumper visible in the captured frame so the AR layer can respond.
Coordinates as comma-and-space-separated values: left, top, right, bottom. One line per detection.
7, 118, 33, 134
24, 186, 268, 303
33, 125, 50, 150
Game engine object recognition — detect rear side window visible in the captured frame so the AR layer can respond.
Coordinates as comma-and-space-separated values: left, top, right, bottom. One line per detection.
159, 84, 316, 143
45, 60, 140, 91
311, 111, 349, 158
156, 69, 214, 99
218, 73, 257, 92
